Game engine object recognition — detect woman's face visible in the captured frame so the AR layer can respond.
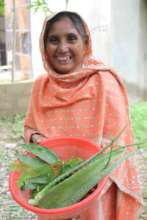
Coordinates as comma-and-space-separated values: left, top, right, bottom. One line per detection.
45, 17, 87, 74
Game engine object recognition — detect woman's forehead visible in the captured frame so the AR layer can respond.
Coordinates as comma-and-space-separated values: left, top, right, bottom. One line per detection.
47, 17, 79, 35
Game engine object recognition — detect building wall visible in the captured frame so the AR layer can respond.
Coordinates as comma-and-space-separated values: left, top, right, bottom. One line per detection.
0, 15, 7, 65
4, 0, 32, 80
139, 0, 147, 100
0, 81, 32, 116
68, 0, 111, 64
111, 0, 147, 103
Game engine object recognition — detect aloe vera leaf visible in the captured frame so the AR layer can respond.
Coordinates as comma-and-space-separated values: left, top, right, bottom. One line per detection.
23, 182, 48, 192
29, 150, 131, 208
17, 154, 46, 168
28, 147, 125, 204
31, 184, 47, 198
28, 175, 50, 184
98, 125, 127, 155
60, 158, 83, 174
10, 161, 30, 173
29, 147, 131, 208
17, 154, 63, 179
21, 143, 59, 164
28, 152, 100, 198
22, 176, 50, 190
19, 128, 136, 192
22, 182, 37, 190
28, 139, 143, 206
20, 169, 53, 186
17, 163, 54, 188
11, 155, 55, 188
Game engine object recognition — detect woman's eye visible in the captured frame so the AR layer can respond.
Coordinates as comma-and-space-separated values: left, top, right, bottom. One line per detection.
47, 36, 59, 44
67, 34, 77, 42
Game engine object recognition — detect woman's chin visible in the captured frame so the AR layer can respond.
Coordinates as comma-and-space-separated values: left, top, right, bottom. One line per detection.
53, 66, 74, 75
53, 64, 82, 75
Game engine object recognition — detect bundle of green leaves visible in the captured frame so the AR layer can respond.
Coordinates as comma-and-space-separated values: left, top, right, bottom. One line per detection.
11, 132, 136, 209
11, 144, 83, 199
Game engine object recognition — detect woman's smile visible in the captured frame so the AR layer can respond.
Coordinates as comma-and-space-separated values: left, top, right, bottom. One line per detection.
55, 54, 72, 65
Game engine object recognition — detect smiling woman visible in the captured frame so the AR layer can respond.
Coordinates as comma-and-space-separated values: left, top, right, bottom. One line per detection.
45, 18, 86, 74
43, 12, 89, 74
24, 11, 143, 220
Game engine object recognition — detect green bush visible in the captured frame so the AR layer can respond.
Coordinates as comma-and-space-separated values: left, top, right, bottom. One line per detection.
130, 102, 147, 145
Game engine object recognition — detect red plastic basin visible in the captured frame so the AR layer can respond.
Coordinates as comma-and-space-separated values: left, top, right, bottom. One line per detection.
9, 137, 108, 220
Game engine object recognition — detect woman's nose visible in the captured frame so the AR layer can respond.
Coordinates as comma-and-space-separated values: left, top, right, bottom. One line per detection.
58, 42, 69, 53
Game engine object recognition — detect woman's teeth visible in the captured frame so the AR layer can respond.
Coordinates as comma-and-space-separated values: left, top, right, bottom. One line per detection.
56, 56, 71, 64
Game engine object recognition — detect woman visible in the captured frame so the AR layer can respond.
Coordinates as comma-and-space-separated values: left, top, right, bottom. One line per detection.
24, 11, 143, 219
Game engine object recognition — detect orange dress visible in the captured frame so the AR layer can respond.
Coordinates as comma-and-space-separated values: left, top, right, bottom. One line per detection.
24, 15, 143, 220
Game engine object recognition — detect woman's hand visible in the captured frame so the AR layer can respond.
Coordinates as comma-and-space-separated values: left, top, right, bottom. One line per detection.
31, 134, 47, 144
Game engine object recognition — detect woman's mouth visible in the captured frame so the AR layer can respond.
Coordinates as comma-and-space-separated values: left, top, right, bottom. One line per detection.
56, 56, 72, 65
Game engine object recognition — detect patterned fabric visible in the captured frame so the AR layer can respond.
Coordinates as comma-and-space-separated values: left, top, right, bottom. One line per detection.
24, 15, 143, 220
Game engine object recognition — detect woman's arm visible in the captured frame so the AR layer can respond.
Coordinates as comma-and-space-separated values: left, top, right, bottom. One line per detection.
24, 76, 47, 144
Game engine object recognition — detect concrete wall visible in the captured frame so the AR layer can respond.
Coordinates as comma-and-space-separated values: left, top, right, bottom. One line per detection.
111, 0, 147, 103
139, 0, 147, 100
68, 0, 111, 64
0, 81, 32, 116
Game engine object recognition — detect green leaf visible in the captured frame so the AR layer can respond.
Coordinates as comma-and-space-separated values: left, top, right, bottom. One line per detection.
60, 157, 83, 174
17, 163, 54, 188
28, 175, 50, 184
28, 147, 131, 208
130, 102, 147, 146
0, 0, 5, 16
20, 143, 59, 164
17, 154, 46, 168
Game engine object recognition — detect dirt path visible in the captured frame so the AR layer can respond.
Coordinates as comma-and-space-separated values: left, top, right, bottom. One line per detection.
0, 123, 147, 220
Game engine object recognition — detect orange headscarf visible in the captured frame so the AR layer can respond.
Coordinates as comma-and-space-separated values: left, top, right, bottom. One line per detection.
24, 12, 143, 219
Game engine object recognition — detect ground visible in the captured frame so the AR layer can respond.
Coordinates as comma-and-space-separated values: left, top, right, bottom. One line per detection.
0, 116, 35, 220
0, 115, 147, 220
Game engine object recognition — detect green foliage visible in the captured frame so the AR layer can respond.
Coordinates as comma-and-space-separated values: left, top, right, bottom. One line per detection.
11, 144, 83, 199
130, 102, 147, 145
29, 0, 53, 15
12, 114, 25, 137
21, 143, 59, 164
12, 129, 137, 209
11, 145, 60, 190
60, 157, 83, 174
29, 144, 133, 208
0, 0, 5, 16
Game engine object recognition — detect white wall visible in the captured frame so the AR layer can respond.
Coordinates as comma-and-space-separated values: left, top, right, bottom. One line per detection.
111, 0, 140, 83
30, 11, 45, 78
111, 0, 147, 102
139, 0, 147, 100
68, 0, 111, 63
